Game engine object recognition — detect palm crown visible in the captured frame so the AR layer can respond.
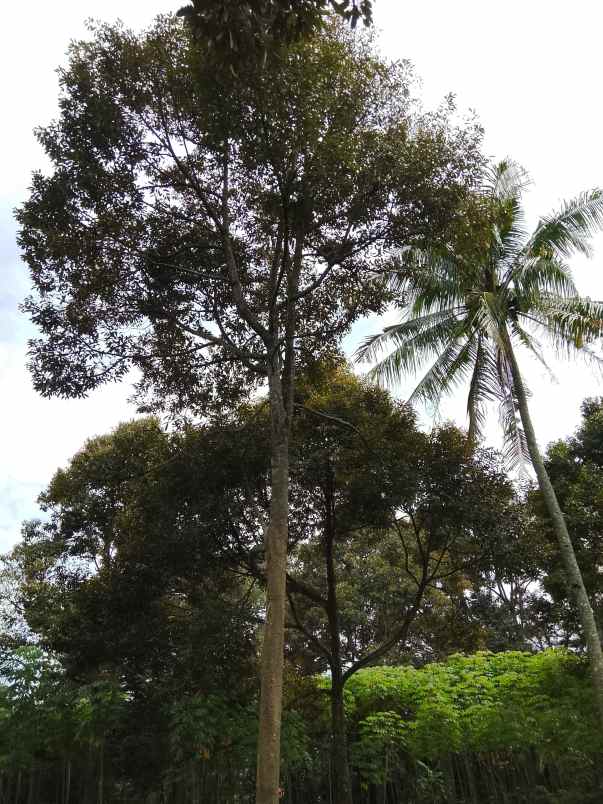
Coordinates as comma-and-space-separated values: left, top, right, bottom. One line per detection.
357, 161, 603, 467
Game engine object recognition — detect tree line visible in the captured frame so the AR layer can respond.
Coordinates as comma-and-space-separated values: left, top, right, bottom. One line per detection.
1, 645, 601, 802
3, 371, 603, 800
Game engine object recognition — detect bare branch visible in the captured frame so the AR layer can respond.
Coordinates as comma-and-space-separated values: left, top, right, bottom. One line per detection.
287, 592, 332, 662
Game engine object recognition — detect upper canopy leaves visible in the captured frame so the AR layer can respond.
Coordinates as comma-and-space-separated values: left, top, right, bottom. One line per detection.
176, 0, 374, 66
18, 17, 482, 415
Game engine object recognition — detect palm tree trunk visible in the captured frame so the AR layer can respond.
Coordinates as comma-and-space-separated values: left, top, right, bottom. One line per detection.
504, 330, 603, 723
256, 368, 290, 804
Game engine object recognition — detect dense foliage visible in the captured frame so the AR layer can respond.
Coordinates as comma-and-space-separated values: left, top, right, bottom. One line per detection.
177, 0, 375, 69
2, 376, 602, 802
17, 21, 484, 795
17, 18, 480, 410
1, 648, 600, 802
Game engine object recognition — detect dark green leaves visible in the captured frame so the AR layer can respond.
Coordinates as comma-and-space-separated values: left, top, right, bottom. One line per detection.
176, 0, 374, 56
18, 17, 481, 416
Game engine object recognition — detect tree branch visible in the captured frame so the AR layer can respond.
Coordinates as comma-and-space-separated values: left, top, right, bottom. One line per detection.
287, 592, 332, 662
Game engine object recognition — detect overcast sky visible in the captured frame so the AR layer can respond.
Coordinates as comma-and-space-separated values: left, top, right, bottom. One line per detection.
2, 0, 603, 552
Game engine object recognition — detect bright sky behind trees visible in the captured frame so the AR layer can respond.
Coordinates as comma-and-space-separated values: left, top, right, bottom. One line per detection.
1, 0, 602, 551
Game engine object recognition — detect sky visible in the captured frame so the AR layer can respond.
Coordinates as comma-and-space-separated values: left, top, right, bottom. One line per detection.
1, 0, 603, 552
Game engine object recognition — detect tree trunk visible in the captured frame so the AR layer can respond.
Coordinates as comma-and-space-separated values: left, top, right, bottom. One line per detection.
26, 771, 35, 804
504, 330, 603, 723
14, 771, 21, 804
463, 754, 479, 804
256, 369, 290, 804
323, 468, 353, 804
380, 751, 388, 804
330, 680, 353, 804
64, 760, 71, 804
97, 740, 104, 804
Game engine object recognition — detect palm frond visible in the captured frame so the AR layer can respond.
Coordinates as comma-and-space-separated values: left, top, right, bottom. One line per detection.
527, 294, 603, 354
361, 314, 470, 390
509, 255, 577, 300
575, 343, 603, 376
494, 197, 529, 271
499, 391, 530, 472
466, 335, 500, 444
496, 347, 531, 471
474, 291, 506, 344
355, 309, 463, 369
509, 320, 556, 383
392, 248, 466, 316
408, 333, 478, 408
527, 189, 603, 260
487, 160, 531, 201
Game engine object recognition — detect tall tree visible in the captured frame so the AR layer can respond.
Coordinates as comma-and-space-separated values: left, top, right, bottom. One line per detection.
180, 364, 523, 803
357, 161, 603, 722
17, 16, 482, 802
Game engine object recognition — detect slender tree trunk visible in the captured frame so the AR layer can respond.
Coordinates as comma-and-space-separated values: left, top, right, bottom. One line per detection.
322, 469, 353, 804
504, 331, 603, 723
330, 680, 353, 804
25, 771, 34, 804
14, 771, 21, 804
442, 754, 456, 803
64, 760, 71, 804
380, 751, 388, 804
463, 754, 479, 804
97, 740, 104, 804
256, 369, 290, 804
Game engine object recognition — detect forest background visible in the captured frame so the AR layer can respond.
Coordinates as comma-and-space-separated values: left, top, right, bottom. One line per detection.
2, 0, 603, 554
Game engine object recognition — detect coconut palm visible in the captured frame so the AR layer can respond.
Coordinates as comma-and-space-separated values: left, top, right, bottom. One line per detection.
357, 161, 603, 720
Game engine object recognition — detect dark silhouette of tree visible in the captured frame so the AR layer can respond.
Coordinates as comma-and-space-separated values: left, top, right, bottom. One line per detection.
17, 18, 482, 803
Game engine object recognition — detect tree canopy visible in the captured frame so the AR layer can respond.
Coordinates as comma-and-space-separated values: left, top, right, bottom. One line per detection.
18, 17, 481, 411
357, 161, 603, 468
530, 398, 603, 642
177, 0, 375, 67
13, 5, 603, 802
